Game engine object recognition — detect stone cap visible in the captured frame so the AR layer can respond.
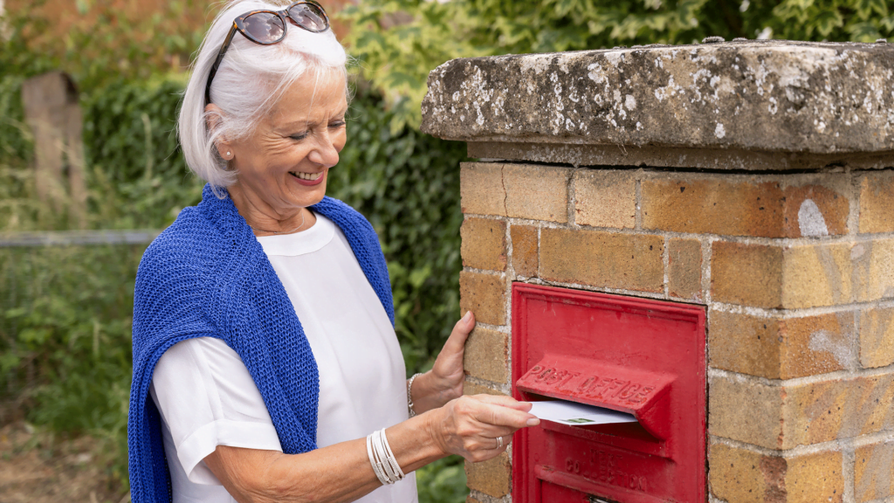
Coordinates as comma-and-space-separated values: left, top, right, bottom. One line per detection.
421, 40, 894, 159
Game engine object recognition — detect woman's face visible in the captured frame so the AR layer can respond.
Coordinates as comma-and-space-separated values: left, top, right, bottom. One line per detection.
224, 71, 348, 220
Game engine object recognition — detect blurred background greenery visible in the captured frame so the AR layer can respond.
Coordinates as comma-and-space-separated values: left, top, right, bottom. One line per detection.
1, 0, 892, 500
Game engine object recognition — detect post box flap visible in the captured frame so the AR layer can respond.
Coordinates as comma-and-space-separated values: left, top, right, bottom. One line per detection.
515, 354, 673, 439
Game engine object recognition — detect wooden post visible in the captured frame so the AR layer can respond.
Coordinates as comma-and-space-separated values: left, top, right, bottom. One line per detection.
21, 71, 87, 228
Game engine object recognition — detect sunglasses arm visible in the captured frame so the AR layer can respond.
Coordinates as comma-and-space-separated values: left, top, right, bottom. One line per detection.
204, 23, 240, 105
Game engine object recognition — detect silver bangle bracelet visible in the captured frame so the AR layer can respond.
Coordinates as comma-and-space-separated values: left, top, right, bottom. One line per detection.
407, 373, 422, 417
366, 428, 404, 485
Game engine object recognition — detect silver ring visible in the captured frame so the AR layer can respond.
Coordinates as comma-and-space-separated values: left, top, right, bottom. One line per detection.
495, 436, 503, 449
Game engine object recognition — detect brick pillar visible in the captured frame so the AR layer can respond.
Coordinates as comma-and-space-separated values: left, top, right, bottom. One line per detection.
421, 40, 894, 503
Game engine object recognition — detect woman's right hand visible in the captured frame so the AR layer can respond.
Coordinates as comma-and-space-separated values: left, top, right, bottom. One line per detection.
427, 394, 539, 462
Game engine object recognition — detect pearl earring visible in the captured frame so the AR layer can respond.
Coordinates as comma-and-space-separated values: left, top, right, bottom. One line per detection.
226, 151, 231, 157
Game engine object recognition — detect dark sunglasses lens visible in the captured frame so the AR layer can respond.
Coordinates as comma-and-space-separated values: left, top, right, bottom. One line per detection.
243, 12, 285, 43
288, 3, 328, 32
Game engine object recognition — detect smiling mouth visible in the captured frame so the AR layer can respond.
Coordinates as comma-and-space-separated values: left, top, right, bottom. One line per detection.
289, 171, 323, 181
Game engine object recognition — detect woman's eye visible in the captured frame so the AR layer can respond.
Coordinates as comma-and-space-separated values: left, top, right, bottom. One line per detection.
329, 120, 346, 129
289, 133, 308, 141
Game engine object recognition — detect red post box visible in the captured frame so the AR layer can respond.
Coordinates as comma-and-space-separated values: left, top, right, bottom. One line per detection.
512, 284, 706, 503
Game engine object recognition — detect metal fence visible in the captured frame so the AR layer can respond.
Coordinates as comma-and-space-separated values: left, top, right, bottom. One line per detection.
0, 230, 161, 248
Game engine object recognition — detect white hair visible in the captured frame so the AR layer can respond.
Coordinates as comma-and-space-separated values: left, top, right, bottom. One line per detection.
178, 0, 348, 191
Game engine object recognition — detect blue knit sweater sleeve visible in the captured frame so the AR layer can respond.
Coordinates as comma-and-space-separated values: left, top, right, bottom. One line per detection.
129, 207, 221, 502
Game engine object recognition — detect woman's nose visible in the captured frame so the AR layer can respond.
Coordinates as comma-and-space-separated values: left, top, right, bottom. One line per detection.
308, 132, 340, 167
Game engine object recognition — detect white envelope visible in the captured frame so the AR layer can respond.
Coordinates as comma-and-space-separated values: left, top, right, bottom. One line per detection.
528, 400, 637, 427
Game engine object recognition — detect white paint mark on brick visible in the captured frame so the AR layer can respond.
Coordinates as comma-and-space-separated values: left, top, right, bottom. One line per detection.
808, 329, 853, 367
798, 199, 829, 237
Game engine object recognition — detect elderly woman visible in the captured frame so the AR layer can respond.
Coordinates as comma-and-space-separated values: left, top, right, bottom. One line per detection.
127, 1, 537, 502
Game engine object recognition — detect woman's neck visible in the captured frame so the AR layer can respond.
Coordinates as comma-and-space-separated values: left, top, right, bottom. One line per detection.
227, 183, 315, 236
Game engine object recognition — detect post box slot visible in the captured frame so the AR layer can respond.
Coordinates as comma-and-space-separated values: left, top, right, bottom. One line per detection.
515, 354, 673, 439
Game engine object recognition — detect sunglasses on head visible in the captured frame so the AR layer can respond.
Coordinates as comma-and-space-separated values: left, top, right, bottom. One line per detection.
204, 1, 330, 105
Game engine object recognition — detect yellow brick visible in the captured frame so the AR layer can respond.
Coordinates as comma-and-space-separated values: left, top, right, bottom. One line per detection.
713, 239, 894, 309
866, 238, 894, 303
709, 375, 785, 449
461, 218, 507, 272
781, 242, 856, 309
668, 238, 702, 301
711, 242, 784, 308
642, 177, 785, 237
709, 443, 843, 503
780, 239, 894, 308
784, 373, 894, 448
461, 162, 506, 216
465, 452, 511, 498
783, 182, 850, 238
573, 170, 636, 228
785, 450, 844, 503
510, 225, 538, 277
859, 171, 894, 234
711, 371, 894, 450
463, 327, 508, 384
860, 307, 894, 369
459, 271, 507, 326
540, 228, 664, 293
855, 441, 894, 502
709, 310, 854, 379
503, 164, 569, 223
710, 443, 772, 503
642, 174, 850, 237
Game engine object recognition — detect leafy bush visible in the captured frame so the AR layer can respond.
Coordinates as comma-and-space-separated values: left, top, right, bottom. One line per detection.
341, 0, 894, 129
415, 457, 469, 503
0, 244, 140, 488
2, 0, 206, 91
81, 76, 204, 229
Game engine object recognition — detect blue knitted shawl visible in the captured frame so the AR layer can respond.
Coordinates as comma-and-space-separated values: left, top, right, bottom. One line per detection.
128, 185, 394, 502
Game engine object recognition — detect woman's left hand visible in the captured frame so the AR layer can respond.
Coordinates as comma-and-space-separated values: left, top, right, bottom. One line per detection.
411, 310, 475, 414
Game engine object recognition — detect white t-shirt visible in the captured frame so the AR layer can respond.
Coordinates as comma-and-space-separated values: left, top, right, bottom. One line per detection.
150, 214, 417, 503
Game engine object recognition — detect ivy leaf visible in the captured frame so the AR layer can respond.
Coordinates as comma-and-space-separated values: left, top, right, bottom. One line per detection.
847, 20, 881, 41
813, 8, 844, 37
853, 0, 887, 18
879, 15, 894, 32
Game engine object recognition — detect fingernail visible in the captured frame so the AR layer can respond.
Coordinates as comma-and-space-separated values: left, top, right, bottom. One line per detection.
526, 418, 540, 426
462, 311, 472, 322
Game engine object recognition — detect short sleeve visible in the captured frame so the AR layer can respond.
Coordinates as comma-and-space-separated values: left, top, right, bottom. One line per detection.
149, 337, 283, 485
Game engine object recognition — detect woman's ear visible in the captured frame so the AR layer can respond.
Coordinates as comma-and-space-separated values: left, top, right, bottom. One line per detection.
205, 104, 232, 160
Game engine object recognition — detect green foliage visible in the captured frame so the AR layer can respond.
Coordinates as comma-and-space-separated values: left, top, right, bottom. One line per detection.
0, 242, 142, 488
415, 456, 468, 503
0, 76, 33, 164
329, 89, 467, 373
0, 0, 207, 91
82, 76, 204, 229
341, 0, 894, 129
